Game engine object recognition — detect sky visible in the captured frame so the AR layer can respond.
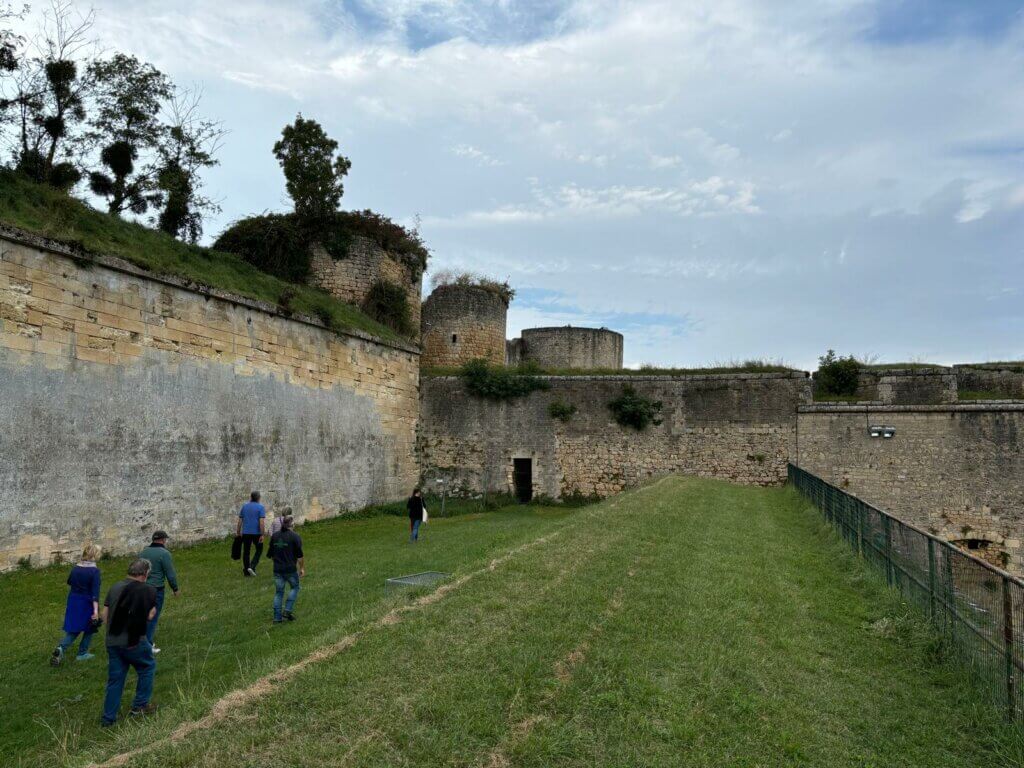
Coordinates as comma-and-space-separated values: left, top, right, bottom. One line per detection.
17, 0, 1024, 369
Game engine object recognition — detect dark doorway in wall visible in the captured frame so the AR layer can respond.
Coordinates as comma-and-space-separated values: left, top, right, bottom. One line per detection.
452, 333, 458, 344
513, 458, 533, 503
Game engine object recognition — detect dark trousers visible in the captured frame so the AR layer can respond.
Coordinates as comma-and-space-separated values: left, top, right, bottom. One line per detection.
102, 641, 155, 724
242, 534, 263, 573
145, 587, 165, 644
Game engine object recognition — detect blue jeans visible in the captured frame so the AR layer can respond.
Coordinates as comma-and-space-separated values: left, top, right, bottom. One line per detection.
411, 518, 422, 541
146, 587, 165, 644
102, 641, 156, 723
59, 630, 93, 656
273, 573, 300, 621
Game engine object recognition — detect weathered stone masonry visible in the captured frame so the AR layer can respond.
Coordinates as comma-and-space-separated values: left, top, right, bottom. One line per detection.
796, 404, 1024, 574
419, 372, 811, 499
0, 231, 419, 570
308, 235, 423, 329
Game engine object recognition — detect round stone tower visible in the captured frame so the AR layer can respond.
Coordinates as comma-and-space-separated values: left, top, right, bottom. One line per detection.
420, 284, 508, 368
519, 326, 623, 370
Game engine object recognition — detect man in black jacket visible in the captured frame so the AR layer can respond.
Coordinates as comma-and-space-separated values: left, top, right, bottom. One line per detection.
268, 515, 305, 623
407, 488, 426, 542
100, 559, 158, 726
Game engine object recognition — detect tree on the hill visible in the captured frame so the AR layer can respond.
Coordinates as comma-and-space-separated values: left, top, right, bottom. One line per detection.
153, 88, 225, 242
10, 0, 95, 189
273, 114, 351, 228
86, 53, 171, 215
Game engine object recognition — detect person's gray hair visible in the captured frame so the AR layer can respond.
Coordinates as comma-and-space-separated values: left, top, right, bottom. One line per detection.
127, 558, 152, 577
282, 515, 294, 530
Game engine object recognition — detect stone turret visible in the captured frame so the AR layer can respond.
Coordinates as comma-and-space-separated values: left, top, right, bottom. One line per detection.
420, 283, 508, 368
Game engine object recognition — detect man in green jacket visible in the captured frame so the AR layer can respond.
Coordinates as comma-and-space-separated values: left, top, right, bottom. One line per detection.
138, 531, 180, 654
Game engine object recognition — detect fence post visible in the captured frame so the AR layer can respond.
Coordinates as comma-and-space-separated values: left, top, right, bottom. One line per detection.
857, 502, 865, 560
1003, 576, 1016, 722
883, 515, 894, 588
927, 538, 936, 622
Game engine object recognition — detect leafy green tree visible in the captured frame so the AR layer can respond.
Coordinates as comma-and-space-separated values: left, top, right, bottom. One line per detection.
153, 89, 225, 242
815, 350, 862, 397
86, 53, 171, 215
273, 114, 351, 228
10, 0, 95, 189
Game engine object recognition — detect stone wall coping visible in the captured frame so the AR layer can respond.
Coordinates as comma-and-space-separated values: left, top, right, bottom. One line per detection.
813, 367, 954, 377
799, 402, 1024, 413
522, 326, 624, 337
426, 371, 811, 382
0, 224, 421, 356
953, 363, 1024, 371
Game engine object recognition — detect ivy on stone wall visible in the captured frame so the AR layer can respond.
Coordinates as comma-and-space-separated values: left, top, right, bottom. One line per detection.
608, 385, 663, 431
363, 279, 412, 336
460, 359, 550, 400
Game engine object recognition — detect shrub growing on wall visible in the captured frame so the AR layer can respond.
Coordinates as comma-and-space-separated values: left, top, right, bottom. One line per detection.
363, 279, 412, 336
460, 359, 549, 400
213, 213, 311, 282
816, 349, 861, 397
608, 385, 663, 430
548, 400, 577, 422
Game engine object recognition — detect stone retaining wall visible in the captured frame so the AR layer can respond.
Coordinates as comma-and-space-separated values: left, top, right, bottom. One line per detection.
0, 230, 420, 570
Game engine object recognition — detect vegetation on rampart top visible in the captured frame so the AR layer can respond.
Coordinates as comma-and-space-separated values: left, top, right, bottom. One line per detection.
814, 349, 862, 398
0, 169, 402, 341
460, 359, 550, 400
424, 359, 798, 377
431, 269, 515, 305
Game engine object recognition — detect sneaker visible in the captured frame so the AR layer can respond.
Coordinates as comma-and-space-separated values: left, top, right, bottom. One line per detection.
129, 703, 158, 717
75, 652, 95, 661
272, 618, 283, 624
152, 647, 161, 654
50, 646, 63, 666
246, 568, 256, 577
100, 719, 116, 728
284, 611, 296, 622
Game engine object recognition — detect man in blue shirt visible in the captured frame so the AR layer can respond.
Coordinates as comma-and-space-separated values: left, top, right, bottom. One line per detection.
236, 491, 266, 577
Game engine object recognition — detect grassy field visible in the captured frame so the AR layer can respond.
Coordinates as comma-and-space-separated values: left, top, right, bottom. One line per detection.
2, 478, 1022, 767
0, 170, 400, 341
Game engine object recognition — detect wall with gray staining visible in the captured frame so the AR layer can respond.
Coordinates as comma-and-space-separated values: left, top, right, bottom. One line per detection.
796, 404, 1024, 574
0, 232, 420, 569
419, 372, 811, 499
1, 355, 399, 557
514, 326, 624, 370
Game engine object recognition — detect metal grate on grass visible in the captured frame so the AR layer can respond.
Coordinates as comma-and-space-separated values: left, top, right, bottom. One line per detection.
386, 571, 451, 589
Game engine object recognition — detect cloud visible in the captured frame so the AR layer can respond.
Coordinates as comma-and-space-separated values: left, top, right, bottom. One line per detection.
451, 144, 504, 166
17, 0, 1024, 369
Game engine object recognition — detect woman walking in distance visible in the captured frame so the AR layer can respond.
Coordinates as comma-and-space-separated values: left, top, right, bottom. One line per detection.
51, 544, 103, 665
407, 488, 427, 542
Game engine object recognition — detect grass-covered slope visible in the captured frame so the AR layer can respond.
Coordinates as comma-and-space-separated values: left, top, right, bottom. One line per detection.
0, 170, 403, 342
2, 479, 1021, 767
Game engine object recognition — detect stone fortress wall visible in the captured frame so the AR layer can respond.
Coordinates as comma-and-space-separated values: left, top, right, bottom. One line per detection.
420, 284, 508, 368
308, 235, 423, 330
0, 230, 420, 571
796, 404, 1024, 574
812, 365, 1024, 405
419, 372, 812, 499
509, 326, 623, 370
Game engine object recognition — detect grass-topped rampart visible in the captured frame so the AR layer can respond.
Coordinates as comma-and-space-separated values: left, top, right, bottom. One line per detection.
0, 169, 402, 342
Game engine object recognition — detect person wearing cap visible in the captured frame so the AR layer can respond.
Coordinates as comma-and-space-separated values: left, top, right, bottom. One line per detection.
138, 531, 180, 654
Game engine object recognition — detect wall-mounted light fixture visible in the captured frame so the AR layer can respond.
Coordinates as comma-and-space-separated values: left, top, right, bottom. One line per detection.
869, 425, 896, 439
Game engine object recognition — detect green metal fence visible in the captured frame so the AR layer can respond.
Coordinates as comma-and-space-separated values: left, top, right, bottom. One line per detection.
788, 463, 1024, 723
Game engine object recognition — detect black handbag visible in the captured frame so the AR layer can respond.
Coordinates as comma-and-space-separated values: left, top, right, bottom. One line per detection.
231, 535, 242, 561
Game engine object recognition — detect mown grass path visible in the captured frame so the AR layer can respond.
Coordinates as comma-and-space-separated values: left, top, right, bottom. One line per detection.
4, 478, 1023, 767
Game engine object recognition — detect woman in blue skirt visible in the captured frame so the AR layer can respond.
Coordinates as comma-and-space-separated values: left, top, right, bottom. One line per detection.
51, 544, 102, 665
